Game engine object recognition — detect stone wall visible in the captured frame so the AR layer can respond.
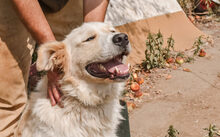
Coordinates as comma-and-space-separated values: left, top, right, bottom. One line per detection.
105, 0, 182, 26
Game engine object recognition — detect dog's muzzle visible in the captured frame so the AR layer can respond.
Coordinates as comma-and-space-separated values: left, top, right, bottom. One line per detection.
85, 33, 130, 80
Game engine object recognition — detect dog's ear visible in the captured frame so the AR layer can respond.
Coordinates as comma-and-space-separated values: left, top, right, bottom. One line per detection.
36, 41, 68, 72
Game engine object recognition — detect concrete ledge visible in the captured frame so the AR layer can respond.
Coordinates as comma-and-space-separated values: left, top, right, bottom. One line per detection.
116, 11, 205, 65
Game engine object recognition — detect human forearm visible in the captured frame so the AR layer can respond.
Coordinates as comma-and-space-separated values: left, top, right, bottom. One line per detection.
83, 0, 109, 22
12, 0, 60, 106
12, 0, 55, 44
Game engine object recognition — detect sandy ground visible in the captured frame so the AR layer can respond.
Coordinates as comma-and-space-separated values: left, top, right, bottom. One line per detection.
129, 22, 220, 137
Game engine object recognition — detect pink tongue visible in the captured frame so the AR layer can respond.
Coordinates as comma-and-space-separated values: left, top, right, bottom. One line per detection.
107, 64, 129, 76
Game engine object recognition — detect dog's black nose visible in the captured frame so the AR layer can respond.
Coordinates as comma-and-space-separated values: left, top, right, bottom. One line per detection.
112, 33, 129, 48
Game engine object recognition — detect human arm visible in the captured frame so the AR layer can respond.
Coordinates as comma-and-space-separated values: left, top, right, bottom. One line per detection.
12, 0, 110, 106
12, 0, 55, 44
83, 0, 109, 22
12, 0, 110, 42
12, 0, 61, 106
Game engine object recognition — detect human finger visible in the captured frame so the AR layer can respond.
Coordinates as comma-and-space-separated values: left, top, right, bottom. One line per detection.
48, 85, 56, 106
52, 84, 61, 103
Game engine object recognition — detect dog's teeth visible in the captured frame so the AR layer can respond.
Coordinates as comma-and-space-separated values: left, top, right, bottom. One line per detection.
128, 63, 130, 68
115, 67, 119, 74
99, 64, 106, 72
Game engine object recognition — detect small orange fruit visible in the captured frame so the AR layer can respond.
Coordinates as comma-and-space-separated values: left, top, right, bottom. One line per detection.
166, 57, 174, 64
130, 82, 140, 92
199, 49, 206, 57
176, 56, 184, 64
134, 91, 143, 98
183, 68, 191, 72
195, 15, 200, 20
136, 77, 144, 85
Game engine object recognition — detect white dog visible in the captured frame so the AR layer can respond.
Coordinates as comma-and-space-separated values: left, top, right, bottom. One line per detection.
20, 22, 131, 137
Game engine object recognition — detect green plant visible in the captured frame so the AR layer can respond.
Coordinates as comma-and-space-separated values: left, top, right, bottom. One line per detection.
193, 35, 204, 56
174, 35, 204, 63
142, 31, 165, 70
165, 125, 179, 137
185, 56, 195, 63
164, 35, 175, 59
204, 124, 220, 137
204, 0, 214, 14
177, 0, 218, 15
176, 52, 185, 58
142, 31, 175, 70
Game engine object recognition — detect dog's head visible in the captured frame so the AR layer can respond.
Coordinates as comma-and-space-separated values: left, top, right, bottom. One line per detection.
36, 22, 131, 83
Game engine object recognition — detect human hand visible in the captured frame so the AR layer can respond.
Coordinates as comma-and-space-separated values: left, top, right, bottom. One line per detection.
47, 70, 63, 107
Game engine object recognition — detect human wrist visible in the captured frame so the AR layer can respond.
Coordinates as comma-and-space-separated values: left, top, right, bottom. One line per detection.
34, 29, 56, 44
37, 34, 56, 45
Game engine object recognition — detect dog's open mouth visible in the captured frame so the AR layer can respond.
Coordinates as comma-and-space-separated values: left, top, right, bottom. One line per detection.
86, 54, 130, 80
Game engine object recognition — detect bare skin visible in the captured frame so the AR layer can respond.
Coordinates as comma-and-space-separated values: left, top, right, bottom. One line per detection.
12, 0, 109, 106
83, 0, 109, 22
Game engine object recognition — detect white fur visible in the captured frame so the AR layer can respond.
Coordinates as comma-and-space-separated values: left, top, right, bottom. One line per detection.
21, 22, 130, 137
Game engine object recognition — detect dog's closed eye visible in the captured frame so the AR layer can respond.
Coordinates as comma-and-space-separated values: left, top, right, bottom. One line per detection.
84, 35, 96, 42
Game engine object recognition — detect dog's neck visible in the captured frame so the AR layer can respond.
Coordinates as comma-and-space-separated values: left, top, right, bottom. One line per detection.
60, 76, 125, 107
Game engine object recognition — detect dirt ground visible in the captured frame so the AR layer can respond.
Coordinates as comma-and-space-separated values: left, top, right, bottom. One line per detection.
129, 22, 220, 137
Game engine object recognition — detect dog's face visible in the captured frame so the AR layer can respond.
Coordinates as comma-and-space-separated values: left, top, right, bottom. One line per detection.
37, 22, 131, 83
